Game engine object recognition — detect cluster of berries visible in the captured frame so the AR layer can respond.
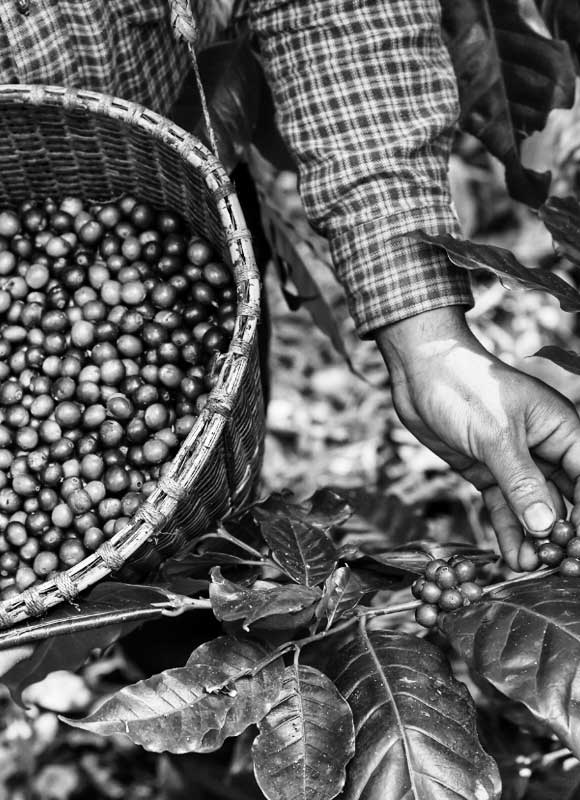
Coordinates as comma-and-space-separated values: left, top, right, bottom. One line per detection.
534, 519, 580, 576
412, 556, 482, 629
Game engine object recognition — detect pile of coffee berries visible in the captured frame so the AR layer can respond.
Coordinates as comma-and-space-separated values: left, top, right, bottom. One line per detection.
534, 519, 580, 576
0, 195, 236, 600
412, 556, 483, 628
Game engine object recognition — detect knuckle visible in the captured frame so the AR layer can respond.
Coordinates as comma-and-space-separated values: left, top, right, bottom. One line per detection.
506, 474, 539, 500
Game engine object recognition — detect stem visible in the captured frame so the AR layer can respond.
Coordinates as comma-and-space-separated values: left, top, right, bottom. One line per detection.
249, 616, 359, 677
0, 597, 212, 650
356, 599, 421, 619
481, 566, 559, 595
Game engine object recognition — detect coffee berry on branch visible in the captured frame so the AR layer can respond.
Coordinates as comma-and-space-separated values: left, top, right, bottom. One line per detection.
0, 195, 236, 599
412, 555, 482, 629
414, 519, 580, 628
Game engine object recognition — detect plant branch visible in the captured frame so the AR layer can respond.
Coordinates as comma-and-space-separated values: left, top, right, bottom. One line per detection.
249, 615, 359, 677
0, 597, 212, 650
481, 566, 559, 594
356, 599, 421, 619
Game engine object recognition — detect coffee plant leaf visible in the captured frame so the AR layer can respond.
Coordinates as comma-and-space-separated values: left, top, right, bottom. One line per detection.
301, 488, 354, 531
416, 231, 580, 312
64, 636, 284, 754
539, 195, 580, 265
252, 664, 355, 800
331, 488, 426, 547
439, 575, 580, 756
327, 628, 501, 800
0, 582, 185, 702
441, 0, 575, 207
537, 0, 580, 68
172, 36, 264, 173
256, 515, 337, 586
533, 345, 580, 374
476, 706, 537, 800
210, 568, 321, 630
315, 566, 366, 630
253, 488, 352, 534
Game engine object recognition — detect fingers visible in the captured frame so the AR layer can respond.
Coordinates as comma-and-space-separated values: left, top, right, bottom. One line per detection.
486, 440, 556, 538
534, 458, 574, 503
483, 486, 522, 571
484, 480, 564, 571
547, 480, 567, 519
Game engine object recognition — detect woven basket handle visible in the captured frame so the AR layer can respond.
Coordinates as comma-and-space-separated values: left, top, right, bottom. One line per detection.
170, 0, 198, 45
170, 0, 220, 159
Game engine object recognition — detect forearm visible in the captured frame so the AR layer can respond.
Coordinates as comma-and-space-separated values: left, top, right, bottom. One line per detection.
249, 0, 473, 336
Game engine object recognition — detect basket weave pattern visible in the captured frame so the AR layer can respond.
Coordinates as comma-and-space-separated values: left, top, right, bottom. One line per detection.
0, 84, 264, 629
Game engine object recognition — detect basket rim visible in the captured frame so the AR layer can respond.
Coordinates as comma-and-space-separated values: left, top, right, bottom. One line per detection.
0, 83, 262, 630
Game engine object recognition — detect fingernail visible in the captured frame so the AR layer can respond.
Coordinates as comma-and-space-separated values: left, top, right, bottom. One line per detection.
523, 502, 555, 535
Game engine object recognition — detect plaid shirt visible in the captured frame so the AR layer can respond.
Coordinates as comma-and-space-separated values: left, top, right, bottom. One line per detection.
0, 0, 472, 336
249, 0, 473, 336
0, 0, 189, 114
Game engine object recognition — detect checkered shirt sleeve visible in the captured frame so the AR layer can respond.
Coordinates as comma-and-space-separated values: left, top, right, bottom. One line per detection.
0, 0, 189, 115
249, 0, 474, 337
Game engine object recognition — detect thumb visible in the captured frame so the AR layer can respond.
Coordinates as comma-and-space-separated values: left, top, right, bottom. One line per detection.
487, 445, 556, 537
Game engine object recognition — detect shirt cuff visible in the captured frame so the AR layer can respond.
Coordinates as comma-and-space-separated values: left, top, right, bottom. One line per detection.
328, 204, 474, 338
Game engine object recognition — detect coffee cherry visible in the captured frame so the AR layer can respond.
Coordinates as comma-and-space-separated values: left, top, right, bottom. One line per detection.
435, 566, 457, 589
438, 588, 464, 611
415, 603, 439, 628
568, 538, 580, 559
459, 582, 483, 602
143, 439, 169, 465
33, 551, 59, 577
560, 557, 580, 577
453, 559, 476, 583
59, 539, 86, 567
52, 503, 74, 529
537, 542, 565, 566
67, 489, 92, 515
411, 577, 426, 599
424, 559, 448, 581
420, 581, 442, 604
551, 520, 575, 547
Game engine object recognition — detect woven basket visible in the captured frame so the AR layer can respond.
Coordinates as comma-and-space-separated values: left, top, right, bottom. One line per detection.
0, 83, 264, 630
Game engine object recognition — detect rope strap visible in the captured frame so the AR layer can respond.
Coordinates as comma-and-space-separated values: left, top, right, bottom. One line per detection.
170, 0, 220, 160
98, 542, 126, 572
136, 504, 166, 527
54, 572, 79, 602
159, 476, 186, 501
0, 604, 13, 629
22, 588, 46, 617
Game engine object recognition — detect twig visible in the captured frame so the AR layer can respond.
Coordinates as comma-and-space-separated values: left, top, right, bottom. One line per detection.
481, 566, 559, 594
0, 597, 212, 650
356, 599, 421, 619
249, 616, 359, 677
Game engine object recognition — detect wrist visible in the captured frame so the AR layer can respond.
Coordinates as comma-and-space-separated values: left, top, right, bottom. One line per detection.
374, 306, 474, 378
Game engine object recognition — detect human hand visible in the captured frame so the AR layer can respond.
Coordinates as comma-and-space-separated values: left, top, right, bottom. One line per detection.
375, 307, 580, 571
